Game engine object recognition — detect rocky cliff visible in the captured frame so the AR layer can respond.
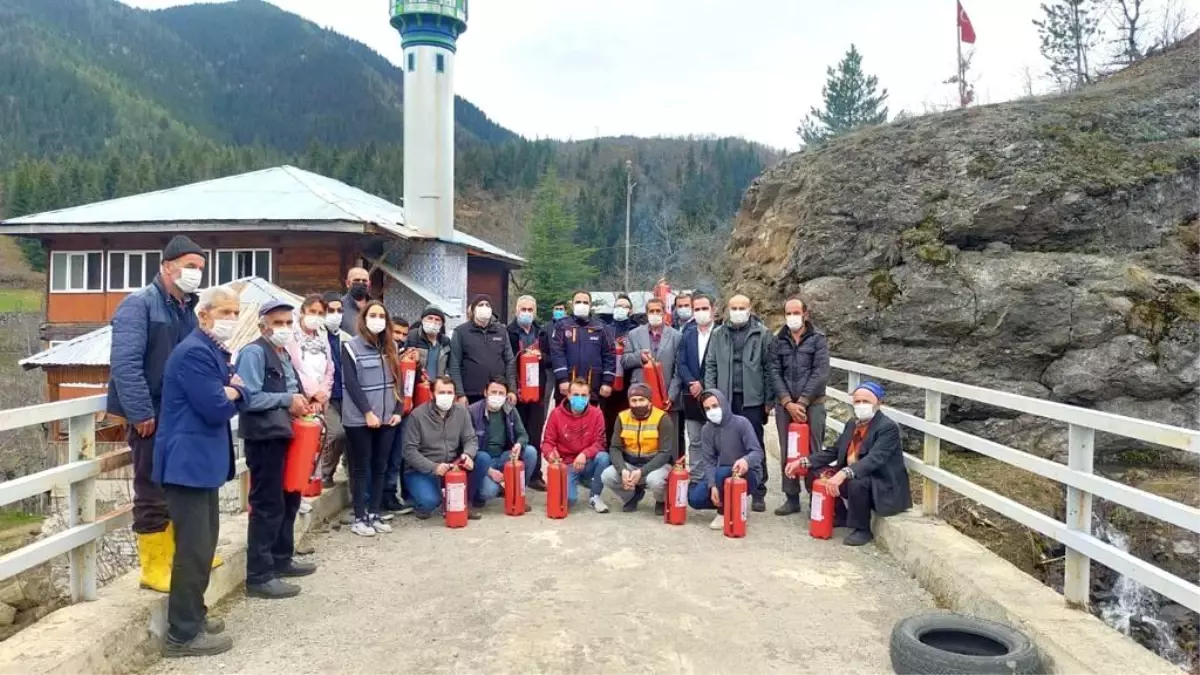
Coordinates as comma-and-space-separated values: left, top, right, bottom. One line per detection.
726, 33, 1199, 465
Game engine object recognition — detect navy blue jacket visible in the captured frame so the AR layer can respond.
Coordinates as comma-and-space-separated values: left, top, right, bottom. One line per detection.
550, 315, 616, 396
107, 277, 198, 423
327, 330, 343, 402
153, 329, 241, 489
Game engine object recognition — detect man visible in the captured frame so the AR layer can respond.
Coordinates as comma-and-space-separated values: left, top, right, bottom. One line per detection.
235, 299, 316, 599
449, 294, 516, 405
376, 316, 417, 514
471, 378, 537, 509
408, 305, 451, 380
609, 294, 638, 338
154, 286, 244, 657
507, 295, 550, 490
402, 376, 491, 520
791, 382, 911, 546
600, 383, 675, 514
704, 294, 772, 512
338, 267, 371, 335
541, 378, 611, 512
687, 389, 764, 530
550, 301, 568, 324
620, 298, 683, 459
550, 290, 616, 406
676, 293, 717, 468
766, 297, 830, 516
108, 234, 209, 593
672, 292, 694, 328
318, 292, 348, 488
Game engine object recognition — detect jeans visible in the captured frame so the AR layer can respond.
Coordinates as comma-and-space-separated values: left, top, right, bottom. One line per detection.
129, 428, 168, 534
731, 393, 766, 497
687, 466, 762, 510
600, 464, 671, 504
478, 445, 539, 502
163, 484, 218, 644
565, 451, 611, 506
344, 425, 396, 520
402, 453, 494, 514
774, 402, 826, 500
245, 438, 300, 585
383, 416, 410, 501
318, 402, 346, 482
685, 419, 705, 464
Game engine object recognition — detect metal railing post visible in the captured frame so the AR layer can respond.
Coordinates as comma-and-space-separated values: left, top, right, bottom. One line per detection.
237, 438, 250, 512
67, 413, 97, 602
847, 371, 861, 393
1064, 423, 1095, 608
923, 390, 942, 516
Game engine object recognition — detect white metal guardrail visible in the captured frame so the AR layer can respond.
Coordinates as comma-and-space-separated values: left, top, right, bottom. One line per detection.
0, 395, 250, 603
826, 358, 1200, 614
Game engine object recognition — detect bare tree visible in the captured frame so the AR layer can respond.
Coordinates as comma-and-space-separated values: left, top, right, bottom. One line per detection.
1110, 0, 1148, 64
1034, 0, 1106, 90
1018, 64, 1039, 97
1152, 0, 1197, 50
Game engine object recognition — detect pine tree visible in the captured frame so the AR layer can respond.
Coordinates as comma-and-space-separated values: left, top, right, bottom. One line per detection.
523, 169, 595, 317
797, 45, 889, 146
1034, 0, 1104, 90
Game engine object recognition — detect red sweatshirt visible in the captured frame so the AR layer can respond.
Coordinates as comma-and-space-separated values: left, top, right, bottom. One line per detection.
541, 401, 606, 463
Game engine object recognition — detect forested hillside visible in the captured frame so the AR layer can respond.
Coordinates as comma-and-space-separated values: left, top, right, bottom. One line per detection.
0, 0, 779, 288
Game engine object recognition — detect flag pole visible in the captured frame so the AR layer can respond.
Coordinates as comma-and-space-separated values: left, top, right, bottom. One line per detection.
956, 1, 966, 108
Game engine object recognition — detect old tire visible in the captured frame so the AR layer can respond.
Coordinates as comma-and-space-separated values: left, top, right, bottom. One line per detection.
890, 612, 1042, 675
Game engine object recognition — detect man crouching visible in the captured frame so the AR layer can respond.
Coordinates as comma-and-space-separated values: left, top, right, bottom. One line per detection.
687, 389, 764, 530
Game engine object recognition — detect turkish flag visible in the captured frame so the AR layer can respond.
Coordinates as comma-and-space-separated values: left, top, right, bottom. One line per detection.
958, 1, 977, 44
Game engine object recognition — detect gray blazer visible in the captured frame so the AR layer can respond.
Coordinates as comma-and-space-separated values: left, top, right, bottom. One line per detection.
620, 324, 683, 408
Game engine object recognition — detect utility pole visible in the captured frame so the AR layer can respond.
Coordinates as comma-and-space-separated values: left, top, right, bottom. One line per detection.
623, 159, 636, 292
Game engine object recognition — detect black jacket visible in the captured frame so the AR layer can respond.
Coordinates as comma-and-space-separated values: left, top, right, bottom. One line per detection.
449, 319, 516, 397
766, 321, 830, 406
811, 413, 912, 517
507, 320, 551, 390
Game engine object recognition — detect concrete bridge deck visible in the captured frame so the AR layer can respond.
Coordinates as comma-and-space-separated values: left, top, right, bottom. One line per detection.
154, 491, 934, 675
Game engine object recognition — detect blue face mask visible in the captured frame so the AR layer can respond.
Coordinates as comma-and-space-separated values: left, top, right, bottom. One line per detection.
517, 311, 534, 327
569, 394, 589, 413
552, 309, 566, 321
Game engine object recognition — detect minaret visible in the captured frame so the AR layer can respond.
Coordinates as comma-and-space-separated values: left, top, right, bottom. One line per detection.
390, 0, 468, 241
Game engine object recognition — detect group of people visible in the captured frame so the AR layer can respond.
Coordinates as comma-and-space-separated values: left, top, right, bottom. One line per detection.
109, 235, 911, 660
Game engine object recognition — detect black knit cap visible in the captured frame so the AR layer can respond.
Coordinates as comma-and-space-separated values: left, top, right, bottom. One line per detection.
420, 305, 446, 322
470, 294, 492, 309
162, 235, 204, 262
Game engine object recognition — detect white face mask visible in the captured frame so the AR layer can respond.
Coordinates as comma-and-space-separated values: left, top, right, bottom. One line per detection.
728, 309, 750, 326
676, 307, 693, 321
573, 303, 590, 319
435, 393, 455, 411
303, 315, 324, 332
705, 407, 723, 424
474, 305, 493, 323
325, 312, 342, 330
486, 394, 506, 411
365, 317, 387, 335
423, 320, 441, 335
786, 315, 805, 331
613, 307, 630, 322
853, 403, 876, 422
694, 310, 712, 326
268, 328, 292, 347
647, 313, 663, 327
175, 267, 203, 293
209, 318, 237, 343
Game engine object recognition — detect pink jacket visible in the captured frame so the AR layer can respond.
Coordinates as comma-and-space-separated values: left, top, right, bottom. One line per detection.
284, 331, 335, 400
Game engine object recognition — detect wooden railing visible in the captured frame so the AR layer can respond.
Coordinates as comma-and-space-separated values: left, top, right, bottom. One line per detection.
827, 358, 1200, 614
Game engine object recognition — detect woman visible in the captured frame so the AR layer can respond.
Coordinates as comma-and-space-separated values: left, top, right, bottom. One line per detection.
285, 294, 336, 412
340, 300, 402, 537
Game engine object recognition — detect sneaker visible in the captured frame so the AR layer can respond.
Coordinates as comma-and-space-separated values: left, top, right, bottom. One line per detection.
394, 501, 414, 516
204, 617, 225, 634
774, 500, 802, 516
378, 512, 395, 522
351, 519, 376, 537
467, 509, 482, 521
654, 502, 665, 517
298, 500, 313, 515
751, 495, 767, 513
414, 510, 433, 520
844, 529, 874, 546
245, 578, 301, 599
621, 487, 645, 512
590, 495, 610, 514
709, 514, 724, 530
162, 630, 233, 658
276, 560, 317, 577
370, 515, 393, 534
382, 495, 403, 512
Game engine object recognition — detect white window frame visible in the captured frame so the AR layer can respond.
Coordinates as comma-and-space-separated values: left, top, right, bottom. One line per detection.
49, 251, 104, 294
213, 248, 272, 285
106, 250, 163, 292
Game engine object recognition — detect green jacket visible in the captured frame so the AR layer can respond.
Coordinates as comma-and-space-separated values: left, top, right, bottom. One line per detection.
702, 318, 772, 408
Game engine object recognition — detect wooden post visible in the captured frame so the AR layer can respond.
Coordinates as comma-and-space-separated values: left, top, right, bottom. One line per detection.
923, 390, 942, 515
67, 413, 97, 602
1064, 423, 1095, 608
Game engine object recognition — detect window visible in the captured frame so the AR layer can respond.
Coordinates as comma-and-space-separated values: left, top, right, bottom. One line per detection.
407, 52, 415, 72
214, 249, 271, 285
107, 251, 162, 291
436, 54, 444, 73
49, 252, 103, 293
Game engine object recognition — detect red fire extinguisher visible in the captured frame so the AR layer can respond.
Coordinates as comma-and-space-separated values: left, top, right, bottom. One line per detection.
546, 457, 569, 519
284, 417, 322, 494
613, 340, 625, 392
810, 469, 839, 540
664, 461, 689, 525
646, 356, 668, 410
444, 464, 469, 529
503, 455, 527, 516
723, 472, 749, 538
518, 349, 540, 404
786, 421, 811, 476
414, 375, 433, 408
302, 415, 327, 497
399, 359, 417, 415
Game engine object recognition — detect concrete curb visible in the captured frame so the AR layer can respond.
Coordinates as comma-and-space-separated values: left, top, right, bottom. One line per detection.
874, 512, 1179, 675
0, 483, 348, 675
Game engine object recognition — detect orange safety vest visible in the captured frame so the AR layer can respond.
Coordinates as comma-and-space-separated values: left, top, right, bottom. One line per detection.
617, 407, 666, 460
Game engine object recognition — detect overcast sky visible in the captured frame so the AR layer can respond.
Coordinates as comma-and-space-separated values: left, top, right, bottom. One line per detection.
121, 0, 1198, 151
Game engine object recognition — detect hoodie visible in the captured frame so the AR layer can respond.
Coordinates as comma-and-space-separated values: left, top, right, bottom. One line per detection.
698, 389, 764, 490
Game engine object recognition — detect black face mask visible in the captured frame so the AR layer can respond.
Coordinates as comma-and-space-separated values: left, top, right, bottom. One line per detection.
349, 283, 368, 301
630, 405, 652, 420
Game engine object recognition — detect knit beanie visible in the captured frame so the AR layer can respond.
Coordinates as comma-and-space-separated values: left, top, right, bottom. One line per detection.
162, 235, 204, 262
627, 382, 653, 400
470, 294, 492, 309
854, 381, 886, 402
420, 305, 446, 322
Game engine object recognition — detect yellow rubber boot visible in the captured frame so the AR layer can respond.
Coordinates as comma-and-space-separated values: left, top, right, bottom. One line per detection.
136, 530, 172, 593
211, 552, 224, 570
